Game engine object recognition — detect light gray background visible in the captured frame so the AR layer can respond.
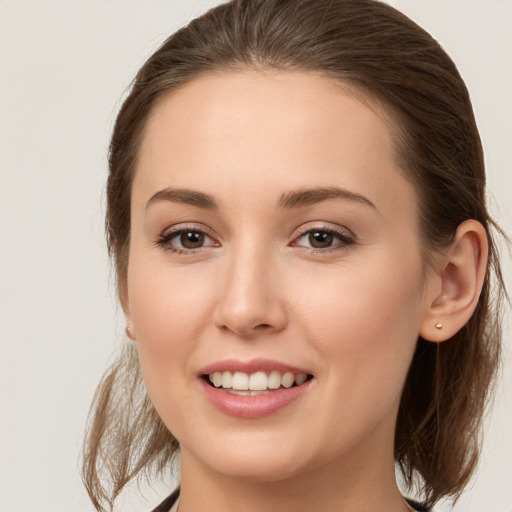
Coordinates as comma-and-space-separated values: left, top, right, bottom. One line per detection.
0, 1, 510, 511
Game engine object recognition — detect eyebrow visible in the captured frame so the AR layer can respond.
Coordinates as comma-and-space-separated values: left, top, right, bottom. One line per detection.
146, 187, 219, 211
145, 185, 377, 212
278, 186, 378, 211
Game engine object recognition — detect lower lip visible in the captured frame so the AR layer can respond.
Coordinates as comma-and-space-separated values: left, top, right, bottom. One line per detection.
200, 378, 312, 418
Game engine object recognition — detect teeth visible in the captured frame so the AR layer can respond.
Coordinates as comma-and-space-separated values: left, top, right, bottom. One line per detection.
281, 372, 295, 388
232, 371, 249, 390
208, 371, 309, 391
249, 371, 267, 390
295, 373, 307, 385
212, 372, 222, 387
268, 371, 281, 389
221, 371, 232, 388
226, 389, 270, 396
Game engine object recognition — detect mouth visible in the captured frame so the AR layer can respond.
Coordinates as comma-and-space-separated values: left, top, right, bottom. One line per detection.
203, 370, 314, 396
199, 360, 315, 417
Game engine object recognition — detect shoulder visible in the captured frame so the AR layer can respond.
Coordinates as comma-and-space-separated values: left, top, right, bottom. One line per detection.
150, 488, 180, 512
405, 497, 434, 511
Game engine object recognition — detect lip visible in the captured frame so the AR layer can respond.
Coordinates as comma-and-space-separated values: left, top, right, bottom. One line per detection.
198, 358, 313, 419
200, 376, 313, 418
199, 357, 311, 376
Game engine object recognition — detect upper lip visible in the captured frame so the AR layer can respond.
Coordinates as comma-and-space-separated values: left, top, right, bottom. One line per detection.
199, 358, 312, 376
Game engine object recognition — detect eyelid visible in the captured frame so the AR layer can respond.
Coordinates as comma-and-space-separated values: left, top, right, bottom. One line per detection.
154, 221, 356, 254
293, 222, 355, 240
291, 222, 356, 251
155, 223, 220, 253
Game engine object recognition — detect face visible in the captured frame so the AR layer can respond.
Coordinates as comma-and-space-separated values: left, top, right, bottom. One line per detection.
127, 70, 431, 483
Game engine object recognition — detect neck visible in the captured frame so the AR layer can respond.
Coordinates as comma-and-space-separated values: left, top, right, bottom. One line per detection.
178, 431, 411, 512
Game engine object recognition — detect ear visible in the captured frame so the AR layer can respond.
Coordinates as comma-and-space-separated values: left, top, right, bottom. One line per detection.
419, 220, 488, 343
124, 313, 137, 341
119, 286, 137, 341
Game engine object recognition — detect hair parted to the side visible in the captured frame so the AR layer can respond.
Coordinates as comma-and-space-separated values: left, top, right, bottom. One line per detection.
82, 0, 507, 510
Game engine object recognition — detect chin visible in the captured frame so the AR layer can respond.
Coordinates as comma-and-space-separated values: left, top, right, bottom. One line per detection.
210, 456, 307, 483
183, 431, 314, 483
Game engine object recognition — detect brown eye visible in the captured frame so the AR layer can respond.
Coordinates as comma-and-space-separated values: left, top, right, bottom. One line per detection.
156, 227, 217, 253
308, 231, 334, 248
180, 231, 205, 249
293, 227, 355, 252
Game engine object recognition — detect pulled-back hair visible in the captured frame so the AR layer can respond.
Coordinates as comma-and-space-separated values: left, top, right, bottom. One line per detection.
82, 1, 506, 510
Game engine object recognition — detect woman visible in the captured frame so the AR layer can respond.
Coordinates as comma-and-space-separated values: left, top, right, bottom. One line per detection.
82, 1, 507, 511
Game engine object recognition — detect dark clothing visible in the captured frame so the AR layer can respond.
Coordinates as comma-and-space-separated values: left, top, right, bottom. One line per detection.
406, 497, 434, 511
150, 488, 433, 511
151, 488, 180, 512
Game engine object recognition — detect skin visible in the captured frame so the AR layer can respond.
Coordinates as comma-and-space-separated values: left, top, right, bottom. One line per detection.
125, 70, 487, 512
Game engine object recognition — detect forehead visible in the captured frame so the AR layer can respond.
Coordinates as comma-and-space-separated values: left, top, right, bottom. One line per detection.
140, 69, 396, 161
134, 70, 416, 219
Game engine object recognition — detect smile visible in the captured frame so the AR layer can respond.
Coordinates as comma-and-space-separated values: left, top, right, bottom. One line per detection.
200, 361, 314, 418
208, 371, 310, 395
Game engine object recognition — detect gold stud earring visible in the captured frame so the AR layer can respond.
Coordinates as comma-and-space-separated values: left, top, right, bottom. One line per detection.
435, 322, 443, 330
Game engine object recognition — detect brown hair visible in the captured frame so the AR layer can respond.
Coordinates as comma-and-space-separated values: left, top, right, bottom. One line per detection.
82, 0, 507, 510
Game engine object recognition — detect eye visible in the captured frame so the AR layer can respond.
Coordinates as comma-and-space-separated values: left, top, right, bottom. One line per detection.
156, 226, 218, 254
292, 227, 355, 251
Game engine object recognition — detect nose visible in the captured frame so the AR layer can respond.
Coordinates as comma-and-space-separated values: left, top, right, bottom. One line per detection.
212, 242, 287, 338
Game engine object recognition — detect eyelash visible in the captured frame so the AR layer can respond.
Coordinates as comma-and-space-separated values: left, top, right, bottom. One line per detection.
292, 225, 356, 254
155, 224, 218, 255
155, 224, 356, 255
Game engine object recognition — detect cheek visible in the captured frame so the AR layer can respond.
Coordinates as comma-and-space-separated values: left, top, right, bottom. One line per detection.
297, 252, 422, 331
283, 259, 423, 456
129, 260, 209, 342
293, 254, 423, 395
126, 256, 216, 397
126, 262, 218, 439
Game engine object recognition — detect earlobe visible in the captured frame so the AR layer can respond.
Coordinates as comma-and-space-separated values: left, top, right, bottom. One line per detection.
125, 322, 136, 341
420, 220, 488, 343
118, 282, 136, 340
122, 299, 136, 341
